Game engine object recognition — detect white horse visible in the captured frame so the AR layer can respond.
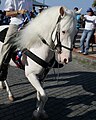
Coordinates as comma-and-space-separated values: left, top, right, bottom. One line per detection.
0, 6, 76, 119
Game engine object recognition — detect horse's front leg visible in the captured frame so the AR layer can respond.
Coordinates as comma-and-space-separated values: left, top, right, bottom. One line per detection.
36, 90, 48, 119
26, 72, 48, 120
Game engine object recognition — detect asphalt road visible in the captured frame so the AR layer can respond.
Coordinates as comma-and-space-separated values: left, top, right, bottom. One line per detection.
0, 59, 96, 120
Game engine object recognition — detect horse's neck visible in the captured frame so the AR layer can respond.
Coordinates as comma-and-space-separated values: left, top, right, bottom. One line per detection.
17, 7, 61, 50
36, 9, 60, 41
29, 42, 55, 63
24, 8, 61, 62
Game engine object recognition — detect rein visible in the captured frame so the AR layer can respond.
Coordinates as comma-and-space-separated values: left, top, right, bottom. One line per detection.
61, 44, 73, 51
55, 15, 73, 53
18, 12, 31, 31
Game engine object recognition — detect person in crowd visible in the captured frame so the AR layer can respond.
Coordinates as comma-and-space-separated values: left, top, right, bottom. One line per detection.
2, 14, 10, 25
73, 7, 82, 48
80, 14, 85, 28
38, 7, 44, 14
0, 10, 4, 25
79, 7, 96, 55
0, 0, 33, 81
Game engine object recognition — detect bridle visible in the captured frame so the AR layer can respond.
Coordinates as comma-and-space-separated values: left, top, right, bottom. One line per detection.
40, 15, 73, 54
54, 15, 73, 54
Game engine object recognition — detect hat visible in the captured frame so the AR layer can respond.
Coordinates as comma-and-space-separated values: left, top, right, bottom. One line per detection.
74, 7, 78, 11
86, 8, 93, 12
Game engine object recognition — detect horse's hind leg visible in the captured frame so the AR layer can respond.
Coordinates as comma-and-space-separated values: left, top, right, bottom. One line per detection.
4, 80, 14, 101
26, 73, 48, 119
0, 81, 5, 89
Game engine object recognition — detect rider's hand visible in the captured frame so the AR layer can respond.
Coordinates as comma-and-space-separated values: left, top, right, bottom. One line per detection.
18, 9, 27, 15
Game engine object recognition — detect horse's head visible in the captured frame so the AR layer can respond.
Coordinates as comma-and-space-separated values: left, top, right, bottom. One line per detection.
53, 7, 76, 64
12, 6, 76, 66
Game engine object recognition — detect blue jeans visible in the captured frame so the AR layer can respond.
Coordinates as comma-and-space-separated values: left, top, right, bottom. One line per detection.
80, 29, 95, 53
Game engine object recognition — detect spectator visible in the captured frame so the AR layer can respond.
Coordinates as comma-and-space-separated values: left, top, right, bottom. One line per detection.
32, 6, 38, 17
38, 7, 44, 14
79, 8, 96, 55
80, 14, 85, 28
73, 7, 82, 48
2, 14, 10, 25
0, 10, 4, 25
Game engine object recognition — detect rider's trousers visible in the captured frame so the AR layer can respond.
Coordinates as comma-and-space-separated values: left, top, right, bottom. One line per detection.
0, 24, 18, 67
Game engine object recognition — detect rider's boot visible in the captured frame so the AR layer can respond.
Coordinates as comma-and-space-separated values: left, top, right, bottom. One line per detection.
0, 63, 8, 81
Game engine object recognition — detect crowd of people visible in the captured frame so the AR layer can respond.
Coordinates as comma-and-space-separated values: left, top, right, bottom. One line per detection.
73, 7, 96, 55
79, 7, 96, 55
0, 10, 10, 25
0, 6, 45, 26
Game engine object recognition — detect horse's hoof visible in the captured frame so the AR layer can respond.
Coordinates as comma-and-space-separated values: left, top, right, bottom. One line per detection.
32, 110, 48, 120
32, 110, 40, 120
40, 111, 48, 120
8, 96, 15, 102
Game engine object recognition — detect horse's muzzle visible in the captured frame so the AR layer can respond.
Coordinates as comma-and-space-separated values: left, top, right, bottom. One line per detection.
58, 54, 72, 64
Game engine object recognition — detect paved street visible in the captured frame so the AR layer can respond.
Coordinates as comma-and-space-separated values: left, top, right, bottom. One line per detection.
0, 59, 96, 120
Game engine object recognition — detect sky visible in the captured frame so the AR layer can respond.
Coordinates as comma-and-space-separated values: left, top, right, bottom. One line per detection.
0, 0, 94, 14
37, 0, 94, 14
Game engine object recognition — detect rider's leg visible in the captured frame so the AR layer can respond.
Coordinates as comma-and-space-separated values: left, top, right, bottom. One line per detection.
0, 25, 18, 81
0, 49, 12, 81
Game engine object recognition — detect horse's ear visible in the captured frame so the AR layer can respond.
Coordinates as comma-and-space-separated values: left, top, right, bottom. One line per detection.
60, 7, 64, 16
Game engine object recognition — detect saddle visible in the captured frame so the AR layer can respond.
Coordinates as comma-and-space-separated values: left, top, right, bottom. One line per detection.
11, 50, 25, 70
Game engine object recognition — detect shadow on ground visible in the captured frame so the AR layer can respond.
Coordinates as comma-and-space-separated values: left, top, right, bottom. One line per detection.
0, 71, 96, 120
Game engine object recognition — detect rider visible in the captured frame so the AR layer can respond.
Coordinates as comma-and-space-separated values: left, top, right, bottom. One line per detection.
0, 0, 33, 81
0, 1, 64, 81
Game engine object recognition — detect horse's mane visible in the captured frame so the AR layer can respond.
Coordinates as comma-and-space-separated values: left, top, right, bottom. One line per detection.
13, 6, 74, 50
